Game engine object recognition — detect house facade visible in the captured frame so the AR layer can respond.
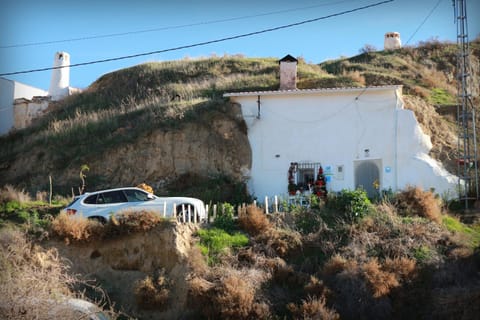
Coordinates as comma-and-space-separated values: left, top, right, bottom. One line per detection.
224, 58, 457, 200
0, 52, 80, 136
0, 78, 48, 135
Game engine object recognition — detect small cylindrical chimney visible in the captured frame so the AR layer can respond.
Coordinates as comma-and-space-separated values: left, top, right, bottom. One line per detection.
48, 51, 70, 101
384, 32, 402, 50
279, 54, 298, 90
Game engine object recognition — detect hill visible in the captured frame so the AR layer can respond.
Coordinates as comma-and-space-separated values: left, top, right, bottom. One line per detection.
0, 38, 479, 201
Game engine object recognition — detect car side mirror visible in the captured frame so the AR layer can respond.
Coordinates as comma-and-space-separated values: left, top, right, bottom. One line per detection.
147, 194, 155, 200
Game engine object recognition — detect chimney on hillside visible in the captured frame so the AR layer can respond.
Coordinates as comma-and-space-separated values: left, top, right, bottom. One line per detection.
384, 32, 402, 50
279, 54, 298, 90
48, 51, 70, 101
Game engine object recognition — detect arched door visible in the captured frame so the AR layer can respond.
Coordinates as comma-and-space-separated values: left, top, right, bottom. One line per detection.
354, 160, 381, 198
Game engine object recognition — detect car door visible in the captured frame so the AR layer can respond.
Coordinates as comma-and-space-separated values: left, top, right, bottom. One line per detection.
123, 189, 164, 214
86, 190, 129, 217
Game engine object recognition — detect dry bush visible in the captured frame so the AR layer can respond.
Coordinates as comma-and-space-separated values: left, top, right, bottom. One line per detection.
188, 244, 209, 276
287, 296, 340, 320
51, 212, 104, 243
346, 70, 366, 85
305, 276, 330, 298
256, 227, 302, 257
0, 184, 31, 203
394, 186, 442, 223
238, 204, 271, 236
383, 257, 417, 280
134, 269, 171, 310
108, 209, 163, 234
362, 258, 399, 298
0, 228, 114, 319
322, 254, 356, 276
215, 274, 255, 319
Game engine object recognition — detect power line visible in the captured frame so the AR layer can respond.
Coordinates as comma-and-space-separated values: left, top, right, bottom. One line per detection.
404, 0, 443, 45
0, 0, 356, 49
0, 0, 394, 77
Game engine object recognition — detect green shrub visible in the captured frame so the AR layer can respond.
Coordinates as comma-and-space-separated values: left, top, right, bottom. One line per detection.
327, 189, 372, 222
443, 215, 480, 248
291, 206, 324, 234
197, 228, 249, 265
213, 202, 236, 232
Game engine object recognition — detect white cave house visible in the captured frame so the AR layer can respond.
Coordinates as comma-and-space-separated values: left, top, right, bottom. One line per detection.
223, 56, 457, 200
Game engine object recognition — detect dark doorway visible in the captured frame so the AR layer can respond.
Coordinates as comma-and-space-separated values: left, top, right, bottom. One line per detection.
354, 160, 381, 198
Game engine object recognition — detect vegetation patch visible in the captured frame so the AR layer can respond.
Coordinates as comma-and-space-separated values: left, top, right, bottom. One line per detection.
0, 227, 117, 319
394, 186, 443, 223
197, 228, 249, 265
134, 269, 172, 310
50, 210, 170, 244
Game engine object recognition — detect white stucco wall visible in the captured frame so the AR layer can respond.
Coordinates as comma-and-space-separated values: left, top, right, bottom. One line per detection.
225, 86, 458, 200
0, 78, 48, 135
14, 98, 50, 130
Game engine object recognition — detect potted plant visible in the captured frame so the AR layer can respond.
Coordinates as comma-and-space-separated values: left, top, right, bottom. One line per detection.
288, 183, 297, 195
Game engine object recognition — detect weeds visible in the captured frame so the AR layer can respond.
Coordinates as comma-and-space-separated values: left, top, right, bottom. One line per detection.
197, 228, 249, 265
134, 269, 171, 310
0, 227, 117, 319
288, 296, 340, 320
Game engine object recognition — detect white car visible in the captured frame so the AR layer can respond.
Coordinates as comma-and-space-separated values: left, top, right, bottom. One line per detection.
64, 187, 206, 223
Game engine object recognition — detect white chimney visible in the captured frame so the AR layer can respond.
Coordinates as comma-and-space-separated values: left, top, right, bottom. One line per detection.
48, 51, 70, 101
384, 32, 402, 50
279, 54, 298, 90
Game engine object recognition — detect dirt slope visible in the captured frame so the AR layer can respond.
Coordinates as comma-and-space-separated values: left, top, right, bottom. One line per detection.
44, 222, 198, 319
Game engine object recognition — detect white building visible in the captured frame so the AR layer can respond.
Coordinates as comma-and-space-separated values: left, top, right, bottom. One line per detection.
0, 51, 79, 136
0, 78, 48, 135
224, 55, 457, 200
384, 32, 402, 50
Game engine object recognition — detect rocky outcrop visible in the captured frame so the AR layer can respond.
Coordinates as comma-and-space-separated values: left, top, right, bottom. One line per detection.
45, 222, 198, 319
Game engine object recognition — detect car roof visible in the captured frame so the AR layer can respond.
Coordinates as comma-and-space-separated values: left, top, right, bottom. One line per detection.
81, 187, 150, 197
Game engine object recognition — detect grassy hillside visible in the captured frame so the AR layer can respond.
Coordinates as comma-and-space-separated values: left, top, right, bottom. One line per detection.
0, 39, 479, 199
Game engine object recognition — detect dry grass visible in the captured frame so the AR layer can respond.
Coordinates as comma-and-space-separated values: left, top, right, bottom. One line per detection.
215, 274, 255, 319
134, 269, 171, 310
362, 258, 400, 298
0, 227, 114, 319
384, 257, 417, 279
256, 227, 303, 258
51, 210, 166, 244
394, 186, 443, 223
288, 296, 340, 320
0, 184, 31, 203
109, 209, 164, 233
188, 270, 266, 319
238, 204, 271, 236
322, 254, 356, 276
51, 212, 104, 243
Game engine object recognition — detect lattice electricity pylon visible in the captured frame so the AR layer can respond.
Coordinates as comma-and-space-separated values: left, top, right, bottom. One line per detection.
454, 0, 479, 208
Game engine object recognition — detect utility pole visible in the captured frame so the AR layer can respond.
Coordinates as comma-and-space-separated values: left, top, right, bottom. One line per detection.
454, 0, 479, 209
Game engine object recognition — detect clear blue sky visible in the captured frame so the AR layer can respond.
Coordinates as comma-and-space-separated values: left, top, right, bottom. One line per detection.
1, 0, 479, 91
